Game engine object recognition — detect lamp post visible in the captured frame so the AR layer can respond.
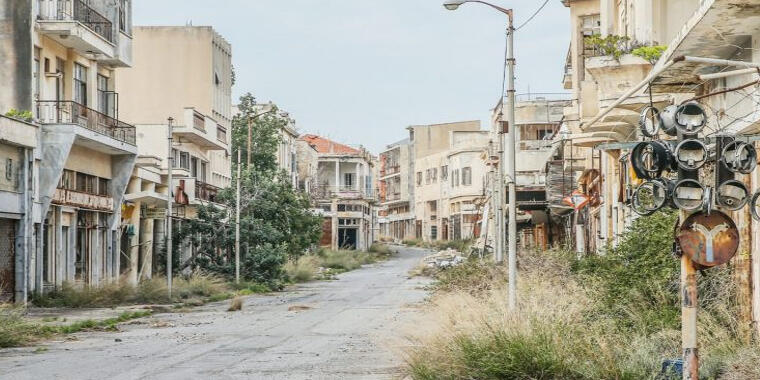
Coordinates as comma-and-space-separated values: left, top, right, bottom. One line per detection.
166, 117, 174, 299
444, 0, 517, 311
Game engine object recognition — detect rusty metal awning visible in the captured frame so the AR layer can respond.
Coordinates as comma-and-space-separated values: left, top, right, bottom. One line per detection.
651, 0, 760, 93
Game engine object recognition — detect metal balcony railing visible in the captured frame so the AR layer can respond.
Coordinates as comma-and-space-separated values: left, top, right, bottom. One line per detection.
38, 0, 114, 43
195, 181, 221, 204
37, 101, 136, 145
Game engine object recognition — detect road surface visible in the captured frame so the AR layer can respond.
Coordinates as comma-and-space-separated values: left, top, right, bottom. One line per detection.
0, 247, 431, 380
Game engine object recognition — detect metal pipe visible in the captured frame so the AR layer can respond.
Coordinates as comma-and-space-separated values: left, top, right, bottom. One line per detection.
681, 251, 698, 380
683, 55, 760, 69
699, 67, 759, 81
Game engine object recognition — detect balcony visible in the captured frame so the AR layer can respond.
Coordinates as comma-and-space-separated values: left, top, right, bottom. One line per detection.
37, 101, 136, 146
37, 0, 115, 57
314, 185, 372, 200
171, 108, 227, 151
195, 181, 221, 204
381, 165, 400, 177
52, 188, 114, 211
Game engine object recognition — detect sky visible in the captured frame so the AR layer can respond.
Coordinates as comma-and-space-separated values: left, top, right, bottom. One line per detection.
134, 0, 570, 153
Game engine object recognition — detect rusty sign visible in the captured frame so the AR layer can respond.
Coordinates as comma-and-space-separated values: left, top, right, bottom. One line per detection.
677, 211, 739, 267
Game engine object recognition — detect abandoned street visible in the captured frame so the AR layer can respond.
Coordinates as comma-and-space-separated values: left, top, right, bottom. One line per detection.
0, 247, 430, 380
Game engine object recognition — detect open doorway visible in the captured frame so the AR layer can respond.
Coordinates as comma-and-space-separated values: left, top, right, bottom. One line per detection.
338, 228, 357, 250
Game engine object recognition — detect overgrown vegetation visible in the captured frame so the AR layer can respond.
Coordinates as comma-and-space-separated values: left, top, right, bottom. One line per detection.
404, 210, 760, 379
284, 246, 396, 283
632, 45, 667, 63
584, 34, 632, 60
155, 92, 323, 287
0, 308, 151, 348
4, 109, 33, 122
32, 272, 239, 308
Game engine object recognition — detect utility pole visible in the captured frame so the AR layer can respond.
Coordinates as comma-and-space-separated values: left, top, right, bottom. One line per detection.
166, 117, 174, 299
496, 116, 504, 263
235, 149, 241, 284
505, 10, 517, 312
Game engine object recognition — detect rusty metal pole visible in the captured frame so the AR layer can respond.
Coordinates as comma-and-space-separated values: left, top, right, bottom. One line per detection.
681, 242, 698, 379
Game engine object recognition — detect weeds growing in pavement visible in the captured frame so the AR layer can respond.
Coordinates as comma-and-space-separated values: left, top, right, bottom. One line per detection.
284, 246, 396, 283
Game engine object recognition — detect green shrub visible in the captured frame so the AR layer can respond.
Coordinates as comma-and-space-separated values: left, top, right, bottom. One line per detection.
584, 35, 631, 60
4, 109, 33, 122
369, 243, 394, 256
632, 45, 667, 63
402, 239, 422, 247
284, 255, 320, 283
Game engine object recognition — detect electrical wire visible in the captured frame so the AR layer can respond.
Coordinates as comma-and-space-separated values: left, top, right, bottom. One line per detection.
515, 0, 550, 30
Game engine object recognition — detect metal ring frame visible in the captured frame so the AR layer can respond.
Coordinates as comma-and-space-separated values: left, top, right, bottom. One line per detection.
674, 102, 707, 134
638, 106, 662, 138
716, 179, 750, 211
674, 138, 708, 170
720, 140, 758, 174
672, 179, 706, 211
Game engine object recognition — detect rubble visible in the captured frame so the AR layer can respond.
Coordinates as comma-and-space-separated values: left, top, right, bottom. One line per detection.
422, 249, 465, 269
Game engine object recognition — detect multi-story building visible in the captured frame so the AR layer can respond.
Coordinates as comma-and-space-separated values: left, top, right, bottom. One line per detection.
299, 134, 375, 251
409, 121, 489, 242
492, 97, 571, 250
116, 26, 232, 282
561, 0, 760, 333
377, 139, 415, 241
0, 0, 136, 303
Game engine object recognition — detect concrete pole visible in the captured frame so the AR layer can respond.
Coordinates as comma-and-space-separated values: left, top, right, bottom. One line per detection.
505, 12, 518, 311
496, 124, 504, 263
166, 118, 173, 299
235, 150, 241, 284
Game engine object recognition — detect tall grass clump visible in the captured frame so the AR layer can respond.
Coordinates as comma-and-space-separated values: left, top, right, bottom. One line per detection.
319, 249, 373, 271
404, 210, 760, 379
284, 255, 321, 283
369, 243, 394, 256
0, 307, 52, 348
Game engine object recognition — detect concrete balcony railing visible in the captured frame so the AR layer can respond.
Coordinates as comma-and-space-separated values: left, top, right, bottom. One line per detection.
37, 101, 136, 145
37, 0, 113, 43
519, 139, 554, 151
314, 185, 374, 200
52, 188, 114, 211
381, 165, 400, 177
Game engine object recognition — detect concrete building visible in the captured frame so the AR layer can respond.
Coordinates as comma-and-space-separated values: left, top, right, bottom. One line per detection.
116, 26, 232, 282
409, 121, 489, 242
492, 97, 572, 250
299, 134, 375, 251
377, 139, 415, 242
561, 0, 760, 334
0, 0, 137, 303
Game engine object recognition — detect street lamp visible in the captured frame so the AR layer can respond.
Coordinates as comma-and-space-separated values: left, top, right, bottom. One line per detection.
443, 0, 517, 312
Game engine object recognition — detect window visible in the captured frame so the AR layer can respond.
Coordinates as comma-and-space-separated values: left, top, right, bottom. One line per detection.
452, 169, 459, 187
98, 178, 109, 196
200, 162, 207, 182
462, 167, 472, 186
5, 159, 12, 181
179, 152, 190, 170
216, 125, 227, 142
344, 173, 354, 188
59, 170, 75, 190
171, 149, 179, 168
432, 168, 437, 182
56, 58, 65, 102
425, 169, 431, 184
74, 63, 87, 105
431, 226, 438, 240
33, 49, 40, 102
119, 0, 128, 32
416, 171, 422, 186
441, 165, 448, 181
97, 74, 110, 115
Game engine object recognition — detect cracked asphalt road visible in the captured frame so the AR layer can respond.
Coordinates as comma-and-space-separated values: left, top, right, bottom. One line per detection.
0, 246, 431, 380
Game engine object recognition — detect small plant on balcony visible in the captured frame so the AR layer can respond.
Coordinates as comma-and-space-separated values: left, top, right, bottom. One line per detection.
632, 45, 667, 64
4, 109, 33, 123
584, 35, 631, 60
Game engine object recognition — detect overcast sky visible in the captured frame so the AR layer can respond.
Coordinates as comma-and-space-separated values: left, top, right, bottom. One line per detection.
134, 0, 570, 153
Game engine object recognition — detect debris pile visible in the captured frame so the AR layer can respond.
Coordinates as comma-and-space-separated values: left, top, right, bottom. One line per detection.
423, 249, 465, 269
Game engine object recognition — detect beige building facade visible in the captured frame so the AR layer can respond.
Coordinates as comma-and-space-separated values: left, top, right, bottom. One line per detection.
116, 26, 232, 282
377, 139, 415, 242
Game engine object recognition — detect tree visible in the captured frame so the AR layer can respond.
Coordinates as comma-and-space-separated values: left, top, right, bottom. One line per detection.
160, 93, 322, 285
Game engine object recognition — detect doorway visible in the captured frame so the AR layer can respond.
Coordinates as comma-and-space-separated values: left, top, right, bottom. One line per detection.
338, 228, 357, 250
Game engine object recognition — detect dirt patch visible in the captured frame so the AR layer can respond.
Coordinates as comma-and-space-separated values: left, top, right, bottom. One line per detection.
287, 305, 313, 312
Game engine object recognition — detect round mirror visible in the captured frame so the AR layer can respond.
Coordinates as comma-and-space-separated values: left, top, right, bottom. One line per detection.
674, 139, 707, 170
639, 106, 662, 138
675, 102, 707, 134
672, 179, 705, 211
716, 179, 750, 210
721, 140, 757, 174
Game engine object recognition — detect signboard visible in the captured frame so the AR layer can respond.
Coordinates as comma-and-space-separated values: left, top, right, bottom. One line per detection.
143, 208, 167, 220
678, 211, 739, 268
562, 190, 590, 210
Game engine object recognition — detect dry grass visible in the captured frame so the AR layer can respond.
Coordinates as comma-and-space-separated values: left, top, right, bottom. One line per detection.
32, 272, 232, 308
403, 250, 760, 379
227, 296, 242, 312
284, 255, 321, 283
